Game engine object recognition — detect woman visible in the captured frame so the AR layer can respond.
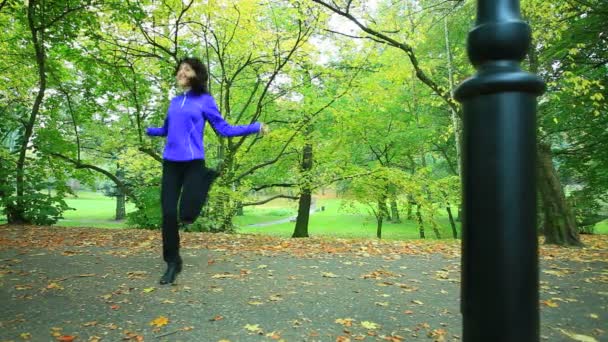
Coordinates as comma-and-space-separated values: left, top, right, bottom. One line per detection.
147, 57, 267, 285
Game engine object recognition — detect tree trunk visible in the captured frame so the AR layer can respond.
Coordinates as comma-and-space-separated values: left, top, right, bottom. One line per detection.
9, 0, 46, 224
292, 132, 313, 238
406, 199, 414, 220
115, 193, 126, 220
537, 143, 582, 246
376, 213, 383, 239
431, 220, 442, 239
416, 204, 425, 239
446, 205, 457, 239
444, 17, 462, 177
292, 190, 311, 238
390, 198, 401, 223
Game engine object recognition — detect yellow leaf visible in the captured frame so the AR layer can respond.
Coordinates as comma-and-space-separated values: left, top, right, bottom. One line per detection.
361, 321, 379, 330
244, 324, 262, 333
47, 282, 64, 290
557, 329, 598, 342
541, 299, 559, 308
589, 313, 598, 319
335, 318, 355, 327
20, 332, 32, 340
142, 287, 156, 293
248, 301, 264, 306
149, 316, 169, 328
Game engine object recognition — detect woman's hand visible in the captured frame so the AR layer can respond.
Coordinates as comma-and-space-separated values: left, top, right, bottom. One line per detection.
259, 123, 270, 136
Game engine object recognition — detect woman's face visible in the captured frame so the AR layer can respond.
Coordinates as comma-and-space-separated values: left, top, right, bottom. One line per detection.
176, 63, 196, 88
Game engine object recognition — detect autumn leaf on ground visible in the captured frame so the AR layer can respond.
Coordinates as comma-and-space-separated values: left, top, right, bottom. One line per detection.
335, 318, 355, 327
411, 300, 424, 305
541, 299, 559, 308
142, 287, 155, 293
20, 332, 31, 340
15, 284, 33, 291
336, 336, 351, 342
50, 327, 62, 337
57, 335, 75, 342
244, 324, 263, 334
149, 316, 169, 328
428, 328, 447, 341
123, 331, 144, 341
47, 282, 64, 290
557, 328, 598, 342
322, 272, 339, 278
265, 331, 281, 339
361, 321, 379, 330
210, 315, 224, 321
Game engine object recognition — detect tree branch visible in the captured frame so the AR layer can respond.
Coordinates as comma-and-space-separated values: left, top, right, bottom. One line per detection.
242, 194, 298, 206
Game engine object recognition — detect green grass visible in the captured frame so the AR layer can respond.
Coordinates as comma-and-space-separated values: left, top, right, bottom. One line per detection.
1, 192, 606, 241
237, 198, 461, 240
595, 219, 608, 234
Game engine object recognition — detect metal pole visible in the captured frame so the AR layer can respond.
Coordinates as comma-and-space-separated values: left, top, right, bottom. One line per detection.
454, 0, 545, 341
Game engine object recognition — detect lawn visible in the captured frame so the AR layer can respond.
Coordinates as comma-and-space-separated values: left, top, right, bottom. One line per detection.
1, 191, 607, 240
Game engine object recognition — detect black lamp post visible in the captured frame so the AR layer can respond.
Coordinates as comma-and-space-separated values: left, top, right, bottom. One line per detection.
454, 1, 545, 341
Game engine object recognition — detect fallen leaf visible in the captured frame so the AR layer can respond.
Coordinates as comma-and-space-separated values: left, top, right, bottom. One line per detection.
244, 324, 263, 334
57, 336, 75, 342
541, 299, 559, 308
335, 318, 355, 327
361, 321, 379, 330
15, 285, 33, 291
265, 331, 281, 339
322, 272, 339, 278
210, 315, 224, 321
47, 282, 64, 290
50, 327, 62, 337
149, 316, 169, 328
411, 300, 424, 305
110, 304, 121, 310
269, 294, 283, 301
336, 336, 351, 342
20, 332, 32, 340
589, 313, 598, 319
142, 287, 156, 293
557, 329, 598, 342
248, 301, 264, 306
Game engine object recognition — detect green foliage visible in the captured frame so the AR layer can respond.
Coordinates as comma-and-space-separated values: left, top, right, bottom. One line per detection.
126, 186, 162, 229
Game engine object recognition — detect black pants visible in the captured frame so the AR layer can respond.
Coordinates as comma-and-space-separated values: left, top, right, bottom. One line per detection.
161, 159, 217, 263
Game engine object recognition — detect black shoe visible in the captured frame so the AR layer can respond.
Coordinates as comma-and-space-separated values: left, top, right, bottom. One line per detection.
159, 261, 182, 285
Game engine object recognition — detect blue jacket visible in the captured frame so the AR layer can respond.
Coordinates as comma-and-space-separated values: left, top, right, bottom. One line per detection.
146, 91, 261, 161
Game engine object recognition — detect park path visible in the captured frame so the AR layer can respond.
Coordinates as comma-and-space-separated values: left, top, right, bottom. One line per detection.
0, 225, 606, 342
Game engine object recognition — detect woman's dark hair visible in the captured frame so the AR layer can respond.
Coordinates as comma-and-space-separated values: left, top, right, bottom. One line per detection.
175, 57, 209, 94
